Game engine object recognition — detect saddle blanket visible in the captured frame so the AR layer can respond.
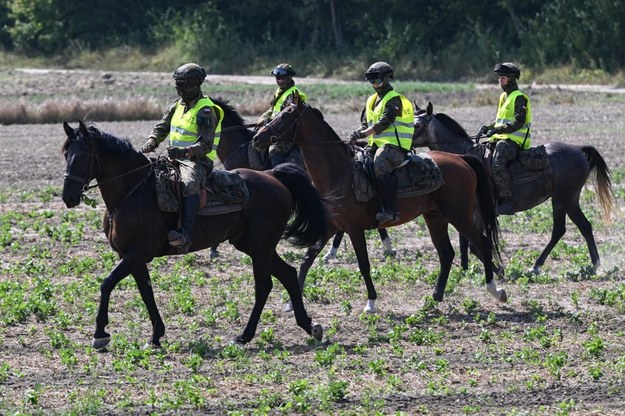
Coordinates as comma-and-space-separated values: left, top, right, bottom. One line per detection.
351, 152, 444, 202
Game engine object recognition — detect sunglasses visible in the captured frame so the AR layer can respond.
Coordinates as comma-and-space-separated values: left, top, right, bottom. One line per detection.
368, 78, 383, 84
271, 68, 289, 77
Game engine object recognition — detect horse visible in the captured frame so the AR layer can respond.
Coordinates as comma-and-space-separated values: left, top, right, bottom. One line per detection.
252, 95, 507, 312
61, 120, 328, 349
412, 101, 615, 274
212, 97, 396, 267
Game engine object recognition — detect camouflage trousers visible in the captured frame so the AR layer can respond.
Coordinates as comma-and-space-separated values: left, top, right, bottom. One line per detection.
179, 158, 213, 197
373, 144, 408, 177
491, 139, 519, 198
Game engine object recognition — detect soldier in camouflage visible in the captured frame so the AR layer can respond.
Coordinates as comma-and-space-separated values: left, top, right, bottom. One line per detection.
141, 63, 222, 253
479, 62, 532, 215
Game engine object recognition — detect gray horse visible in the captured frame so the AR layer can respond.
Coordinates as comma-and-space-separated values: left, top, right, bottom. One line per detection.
413, 102, 614, 274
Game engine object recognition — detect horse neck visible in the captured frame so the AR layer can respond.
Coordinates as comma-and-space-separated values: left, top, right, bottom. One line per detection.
96, 148, 150, 211
218, 129, 251, 169
297, 113, 352, 196
430, 121, 473, 155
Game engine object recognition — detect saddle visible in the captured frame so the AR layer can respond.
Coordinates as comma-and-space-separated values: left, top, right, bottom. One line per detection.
153, 157, 249, 216
351, 149, 444, 202
469, 143, 552, 184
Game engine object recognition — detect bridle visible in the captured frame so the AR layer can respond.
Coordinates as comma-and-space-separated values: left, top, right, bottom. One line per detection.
263, 102, 307, 147
413, 111, 437, 148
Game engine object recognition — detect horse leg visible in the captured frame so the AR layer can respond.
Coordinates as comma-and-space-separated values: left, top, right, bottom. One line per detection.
209, 244, 220, 259
284, 236, 331, 312
423, 213, 455, 302
131, 263, 165, 348
322, 231, 342, 263
271, 253, 322, 341
348, 231, 377, 313
459, 234, 469, 270
567, 203, 600, 270
378, 228, 397, 259
532, 203, 567, 274
93, 256, 141, 349
235, 252, 274, 344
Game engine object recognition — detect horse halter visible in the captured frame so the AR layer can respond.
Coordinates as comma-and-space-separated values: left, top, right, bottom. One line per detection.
263, 102, 307, 147
413, 111, 437, 147
63, 138, 100, 190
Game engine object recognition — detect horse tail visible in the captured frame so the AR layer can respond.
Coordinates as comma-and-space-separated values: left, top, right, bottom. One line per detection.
460, 155, 502, 265
271, 163, 329, 247
581, 146, 615, 223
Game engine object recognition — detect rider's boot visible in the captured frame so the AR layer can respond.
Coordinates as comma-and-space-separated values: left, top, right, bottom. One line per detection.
375, 174, 400, 225
168, 194, 200, 254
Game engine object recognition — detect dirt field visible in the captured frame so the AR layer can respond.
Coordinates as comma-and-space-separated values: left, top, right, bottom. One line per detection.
1, 70, 625, 415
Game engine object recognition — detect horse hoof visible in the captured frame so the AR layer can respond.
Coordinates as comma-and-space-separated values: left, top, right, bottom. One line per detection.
209, 249, 219, 260
322, 253, 335, 263
383, 249, 397, 258
232, 336, 248, 346
92, 336, 111, 350
529, 266, 540, 275
363, 299, 377, 314
311, 323, 323, 341
284, 301, 294, 313
143, 341, 162, 350
499, 289, 508, 303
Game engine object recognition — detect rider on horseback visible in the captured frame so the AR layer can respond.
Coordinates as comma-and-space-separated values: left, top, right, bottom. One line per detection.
479, 62, 532, 215
348, 62, 414, 225
141, 63, 223, 253
256, 63, 308, 168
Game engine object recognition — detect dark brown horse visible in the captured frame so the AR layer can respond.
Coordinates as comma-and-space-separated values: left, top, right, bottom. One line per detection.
252, 96, 507, 312
61, 121, 328, 348
212, 97, 394, 290
413, 102, 615, 274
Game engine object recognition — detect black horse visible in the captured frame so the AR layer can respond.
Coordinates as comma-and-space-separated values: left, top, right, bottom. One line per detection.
62, 121, 328, 348
413, 102, 615, 273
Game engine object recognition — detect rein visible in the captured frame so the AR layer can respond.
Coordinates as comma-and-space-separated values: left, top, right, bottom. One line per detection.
265, 103, 346, 147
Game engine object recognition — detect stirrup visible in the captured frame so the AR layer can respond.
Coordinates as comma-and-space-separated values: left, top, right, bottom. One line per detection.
376, 210, 399, 225
168, 229, 191, 253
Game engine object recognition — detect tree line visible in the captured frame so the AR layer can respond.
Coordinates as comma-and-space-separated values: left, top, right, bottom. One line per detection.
1, 0, 623, 80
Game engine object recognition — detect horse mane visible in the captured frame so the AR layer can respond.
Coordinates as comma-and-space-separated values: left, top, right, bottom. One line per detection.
434, 113, 469, 138
309, 105, 342, 141
211, 96, 247, 127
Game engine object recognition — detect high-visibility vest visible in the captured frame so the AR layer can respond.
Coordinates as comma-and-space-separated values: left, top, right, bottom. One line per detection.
270, 87, 308, 118
365, 91, 414, 150
490, 90, 532, 149
169, 97, 223, 161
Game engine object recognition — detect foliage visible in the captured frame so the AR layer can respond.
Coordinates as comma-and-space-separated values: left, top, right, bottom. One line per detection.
1, 0, 624, 79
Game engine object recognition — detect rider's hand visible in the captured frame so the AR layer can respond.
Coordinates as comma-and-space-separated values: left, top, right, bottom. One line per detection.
167, 146, 187, 159
141, 139, 157, 153
348, 130, 363, 143
478, 125, 489, 136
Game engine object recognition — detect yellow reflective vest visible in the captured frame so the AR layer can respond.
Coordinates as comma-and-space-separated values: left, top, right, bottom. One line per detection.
490, 90, 532, 149
365, 91, 414, 150
169, 97, 223, 161
271, 86, 308, 118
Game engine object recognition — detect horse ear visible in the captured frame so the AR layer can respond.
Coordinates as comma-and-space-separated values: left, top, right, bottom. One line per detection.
78, 120, 90, 139
63, 121, 74, 138
413, 100, 421, 113
426, 102, 433, 115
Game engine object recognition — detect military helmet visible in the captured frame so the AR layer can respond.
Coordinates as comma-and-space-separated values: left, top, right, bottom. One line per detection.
270, 63, 296, 77
493, 62, 521, 79
364, 61, 394, 81
172, 63, 206, 85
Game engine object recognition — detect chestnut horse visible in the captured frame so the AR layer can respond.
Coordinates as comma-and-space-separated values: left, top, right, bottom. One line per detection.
413, 102, 614, 273
252, 96, 507, 312
62, 121, 328, 348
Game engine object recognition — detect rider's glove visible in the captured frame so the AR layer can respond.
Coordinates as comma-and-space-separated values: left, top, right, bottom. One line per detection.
167, 146, 188, 159
348, 130, 364, 143
141, 138, 157, 153
478, 125, 489, 136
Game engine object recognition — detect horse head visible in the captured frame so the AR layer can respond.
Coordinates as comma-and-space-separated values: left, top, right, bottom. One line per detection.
252, 92, 306, 152
412, 102, 435, 148
62, 121, 99, 208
